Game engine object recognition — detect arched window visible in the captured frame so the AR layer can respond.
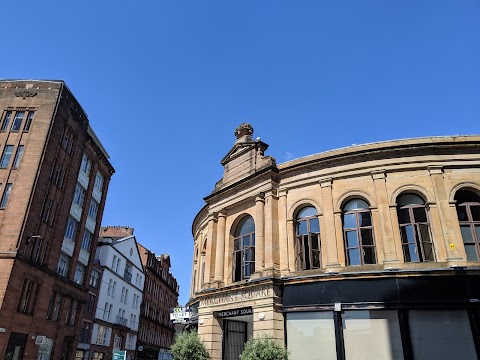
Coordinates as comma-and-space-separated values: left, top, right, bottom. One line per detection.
200, 239, 207, 286
233, 216, 255, 282
295, 206, 321, 270
343, 199, 376, 265
397, 193, 435, 262
455, 190, 480, 261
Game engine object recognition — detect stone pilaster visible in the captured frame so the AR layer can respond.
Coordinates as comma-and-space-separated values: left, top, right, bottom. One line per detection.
255, 194, 265, 273
214, 212, 226, 285
278, 188, 289, 273
204, 214, 217, 286
320, 179, 340, 268
371, 170, 399, 263
428, 166, 462, 260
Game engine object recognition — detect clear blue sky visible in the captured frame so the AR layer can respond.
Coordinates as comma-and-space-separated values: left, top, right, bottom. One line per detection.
2, 1, 479, 304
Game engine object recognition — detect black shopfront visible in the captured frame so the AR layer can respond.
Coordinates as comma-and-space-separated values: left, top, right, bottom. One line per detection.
282, 273, 480, 360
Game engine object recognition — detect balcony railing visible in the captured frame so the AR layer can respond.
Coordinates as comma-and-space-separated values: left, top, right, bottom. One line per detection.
116, 316, 128, 327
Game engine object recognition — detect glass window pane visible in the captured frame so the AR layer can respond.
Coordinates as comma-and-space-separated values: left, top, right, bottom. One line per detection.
234, 252, 242, 281
243, 235, 250, 247
342, 310, 404, 360
234, 238, 241, 251
344, 199, 369, 211
344, 213, 356, 229
312, 250, 321, 268
460, 226, 474, 243
235, 216, 255, 236
359, 212, 372, 227
422, 242, 434, 262
360, 229, 374, 246
297, 220, 307, 235
309, 218, 320, 233
304, 237, 311, 269
12, 145, 24, 168
346, 231, 358, 248
251, 233, 255, 246
417, 224, 431, 243
412, 207, 428, 223
456, 206, 469, 221
464, 244, 478, 262
286, 312, 337, 360
400, 225, 415, 244
348, 248, 360, 265
471, 206, 480, 221
409, 310, 476, 360
311, 234, 319, 250
403, 244, 417, 263
244, 249, 251, 261
455, 190, 480, 204
297, 206, 317, 219
397, 193, 424, 206
0, 145, 14, 168
363, 247, 376, 264
397, 208, 411, 224
11, 111, 24, 131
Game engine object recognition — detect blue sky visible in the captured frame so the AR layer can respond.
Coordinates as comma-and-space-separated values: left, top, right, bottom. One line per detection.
2, 1, 479, 304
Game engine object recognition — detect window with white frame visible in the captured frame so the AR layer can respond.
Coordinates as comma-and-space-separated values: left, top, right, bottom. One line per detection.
74, 263, 85, 285
107, 279, 114, 296
81, 230, 92, 251
113, 335, 122, 349
96, 325, 108, 345
94, 171, 104, 192
81, 153, 92, 176
57, 252, 70, 277
64, 216, 78, 241
103, 302, 112, 320
112, 255, 117, 271
89, 269, 100, 288
73, 183, 86, 207
88, 199, 99, 220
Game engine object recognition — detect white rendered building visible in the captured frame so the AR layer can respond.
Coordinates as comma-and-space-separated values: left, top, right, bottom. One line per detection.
90, 227, 145, 360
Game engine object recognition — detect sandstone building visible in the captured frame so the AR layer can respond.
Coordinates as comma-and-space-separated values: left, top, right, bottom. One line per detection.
189, 123, 480, 360
0, 80, 114, 359
136, 245, 179, 360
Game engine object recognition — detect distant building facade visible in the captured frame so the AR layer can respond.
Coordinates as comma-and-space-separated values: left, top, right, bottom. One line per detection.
136, 244, 178, 360
90, 227, 145, 360
188, 124, 480, 360
0, 80, 114, 360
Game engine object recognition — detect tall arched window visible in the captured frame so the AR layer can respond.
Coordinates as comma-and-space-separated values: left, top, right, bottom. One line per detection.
455, 190, 480, 261
343, 199, 376, 265
295, 206, 321, 270
233, 216, 255, 282
200, 239, 207, 287
397, 193, 435, 262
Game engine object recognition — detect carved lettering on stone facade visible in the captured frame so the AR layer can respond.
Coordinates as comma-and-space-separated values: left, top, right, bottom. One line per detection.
200, 285, 273, 307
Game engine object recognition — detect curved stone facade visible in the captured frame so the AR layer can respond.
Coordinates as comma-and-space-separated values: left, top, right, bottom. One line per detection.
189, 126, 480, 360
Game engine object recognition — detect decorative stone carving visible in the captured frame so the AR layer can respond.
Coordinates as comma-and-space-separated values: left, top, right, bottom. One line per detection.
234, 123, 253, 139
14, 90, 37, 98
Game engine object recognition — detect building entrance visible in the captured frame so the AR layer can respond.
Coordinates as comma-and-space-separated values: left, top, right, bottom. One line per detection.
223, 320, 247, 360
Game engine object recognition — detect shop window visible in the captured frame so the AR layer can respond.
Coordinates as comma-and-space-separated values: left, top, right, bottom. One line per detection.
408, 310, 476, 359
233, 216, 255, 282
342, 198, 376, 265
295, 206, 321, 270
342, 310, 403, 360
455, 190, 480, 261
397, 193, 435, 262
286, 312, 337, 359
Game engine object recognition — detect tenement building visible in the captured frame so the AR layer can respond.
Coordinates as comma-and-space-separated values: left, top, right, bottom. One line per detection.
136, 245, 179, 360
188, 123, 480, 360
0, 80, 114, 359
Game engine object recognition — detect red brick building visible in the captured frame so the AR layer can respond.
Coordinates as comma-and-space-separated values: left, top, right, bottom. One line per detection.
0, 80, 114, 359
137, 244, 178, 360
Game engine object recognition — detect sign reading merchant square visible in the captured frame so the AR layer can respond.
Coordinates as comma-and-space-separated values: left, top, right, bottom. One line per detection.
214, 307, 253, 319
200, 284, 273, 307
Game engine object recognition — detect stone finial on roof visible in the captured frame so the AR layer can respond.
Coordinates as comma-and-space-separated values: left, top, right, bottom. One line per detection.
234, 123, 254, 143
